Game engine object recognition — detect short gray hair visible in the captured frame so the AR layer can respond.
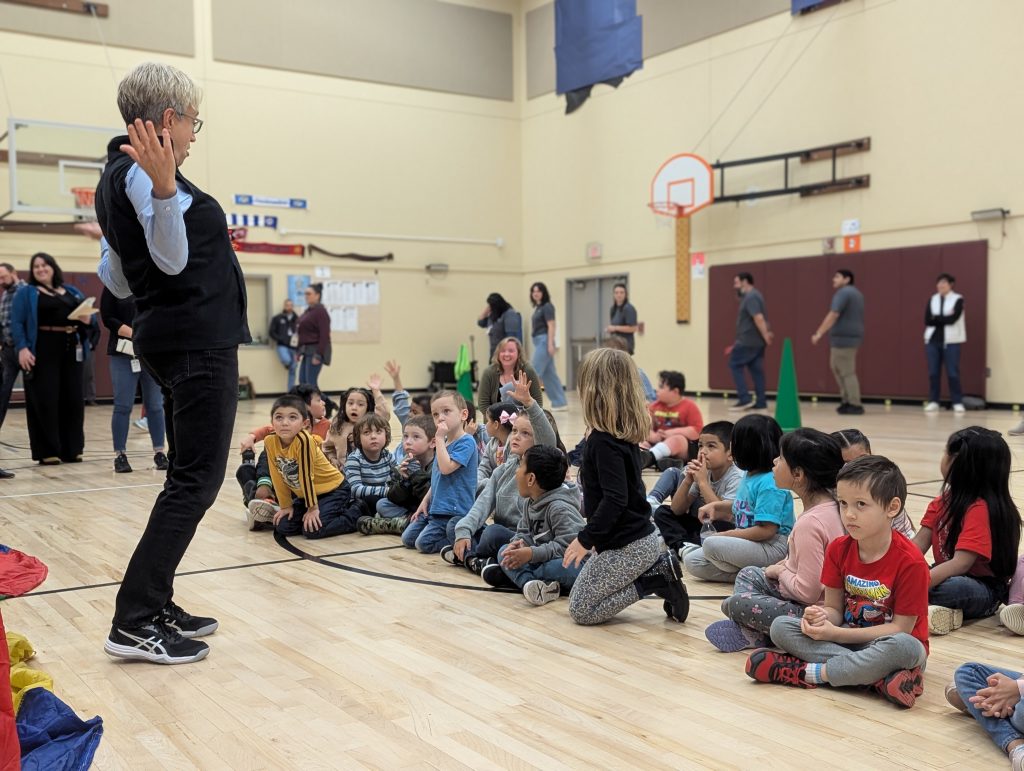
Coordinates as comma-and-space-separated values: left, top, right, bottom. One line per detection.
116, 62, 202, 126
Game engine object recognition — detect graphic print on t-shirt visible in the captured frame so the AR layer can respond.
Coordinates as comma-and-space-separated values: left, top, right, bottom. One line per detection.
843, 574, 893, 626
275, 456, 300, 490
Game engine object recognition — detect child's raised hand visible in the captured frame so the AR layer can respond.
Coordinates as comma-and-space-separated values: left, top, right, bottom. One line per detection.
367, 372, 383, 392
384, 360, 400, 379
511, 371, 533, 407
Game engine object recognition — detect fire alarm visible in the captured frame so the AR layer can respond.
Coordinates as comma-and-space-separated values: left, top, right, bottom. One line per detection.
586, 242, 603, 261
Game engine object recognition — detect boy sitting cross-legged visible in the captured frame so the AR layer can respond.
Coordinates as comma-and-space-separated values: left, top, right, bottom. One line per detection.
745, 455, 930, 708
265, 395, 358, 539
490, 445, 586, 605
358, 414, 436, 536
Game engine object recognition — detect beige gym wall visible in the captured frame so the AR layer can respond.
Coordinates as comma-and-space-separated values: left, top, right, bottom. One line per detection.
0, 0, 522, 395
519, 0, 1024, 404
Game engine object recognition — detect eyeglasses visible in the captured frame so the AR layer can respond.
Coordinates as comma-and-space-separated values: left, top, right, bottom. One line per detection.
176, 111, 204, 134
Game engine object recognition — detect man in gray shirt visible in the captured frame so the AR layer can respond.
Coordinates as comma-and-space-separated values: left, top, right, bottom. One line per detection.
812, 269, 865, 415
728, 272, 773, 410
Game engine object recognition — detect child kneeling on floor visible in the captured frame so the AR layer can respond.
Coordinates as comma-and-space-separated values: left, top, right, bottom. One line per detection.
266, 395, 358, 539
746, 455, 930, 708
489, 446, 585, 604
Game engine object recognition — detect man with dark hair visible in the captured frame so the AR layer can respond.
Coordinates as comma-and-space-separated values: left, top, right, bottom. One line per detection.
728, 273, 772, 411
812, 269, 865, 415
924, 273, 965, 413
0, 262, 22, 479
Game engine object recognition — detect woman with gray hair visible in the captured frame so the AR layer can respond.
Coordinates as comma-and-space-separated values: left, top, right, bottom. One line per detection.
96, 62, 250, 665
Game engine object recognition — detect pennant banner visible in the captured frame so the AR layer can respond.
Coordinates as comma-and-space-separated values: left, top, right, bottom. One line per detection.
227, 213, 278, 228
233, 241, 305, 256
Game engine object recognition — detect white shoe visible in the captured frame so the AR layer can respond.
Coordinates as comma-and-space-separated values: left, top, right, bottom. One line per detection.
923, 402, 940, 412
1000, 603, 1024, 635
523, 580, 560, 606
549, 405, 568, 412
928, 604, 963, 635
1008, 420, 1024, 437
247, 499, 279, 530
1011, 744, 1024, 771
953, 403, 966, 414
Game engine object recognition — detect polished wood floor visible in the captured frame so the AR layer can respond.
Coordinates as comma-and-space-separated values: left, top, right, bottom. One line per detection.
2, 394, 1022, 769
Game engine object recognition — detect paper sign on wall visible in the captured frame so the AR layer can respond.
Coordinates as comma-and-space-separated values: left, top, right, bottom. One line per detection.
691, 252, 706, 279
841, 218, 861, 236
842, 235, 862, 253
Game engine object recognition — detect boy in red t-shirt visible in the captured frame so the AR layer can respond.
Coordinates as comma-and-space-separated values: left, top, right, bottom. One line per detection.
639, 370, 703, 470
745, 455, 930, 708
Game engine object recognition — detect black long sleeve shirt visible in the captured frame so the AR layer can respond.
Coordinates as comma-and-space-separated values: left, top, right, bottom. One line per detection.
577, 430, 655, 552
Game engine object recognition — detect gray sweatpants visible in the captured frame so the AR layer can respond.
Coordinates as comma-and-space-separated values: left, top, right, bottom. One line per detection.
769, 616, 928, 687
569, 533, 660, 626
684, 533, 789, 582
721, 566, 805, 635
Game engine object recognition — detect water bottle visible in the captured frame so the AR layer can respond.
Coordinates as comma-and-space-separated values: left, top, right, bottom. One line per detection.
700, 519, 716, 543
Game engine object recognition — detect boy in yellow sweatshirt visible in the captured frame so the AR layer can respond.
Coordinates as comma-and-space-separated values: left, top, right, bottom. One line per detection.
266, 395, 356, 538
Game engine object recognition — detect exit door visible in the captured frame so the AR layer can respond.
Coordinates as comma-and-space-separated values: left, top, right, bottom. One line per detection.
565, 274, 628, 389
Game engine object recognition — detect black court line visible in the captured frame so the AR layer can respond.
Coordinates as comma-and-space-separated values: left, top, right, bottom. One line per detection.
272, 532, 730, 601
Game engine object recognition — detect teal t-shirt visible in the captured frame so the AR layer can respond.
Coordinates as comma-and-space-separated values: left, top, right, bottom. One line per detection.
731, 471, 795, 535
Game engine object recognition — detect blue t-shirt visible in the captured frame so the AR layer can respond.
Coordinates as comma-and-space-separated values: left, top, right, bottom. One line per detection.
731, 471, 795, 535
429, 432, 479, 517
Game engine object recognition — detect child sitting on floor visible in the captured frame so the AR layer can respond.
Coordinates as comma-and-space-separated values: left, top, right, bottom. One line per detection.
706, 428, 845, 652
401, 391, 478, 553
477, 402, 517, 492
683, 414, 794, 583
832, 428, 915, 537
947, 660, 1024, 769
912, 427, 1022, 635
344, 413, 397, 512
639, 370, 703, 471
490, 446, 585, 605
999, 556, 1024, 635
323, 377, 392, 469
264, 395, 358, 539
358, 414, 437, 536
746, 455, 929, 709
650, 421, 743, 553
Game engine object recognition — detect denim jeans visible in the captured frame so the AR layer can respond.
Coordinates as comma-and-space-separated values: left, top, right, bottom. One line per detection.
113, 347, 239, 628
926, 341, 962, 404
954, 662, 1024, 752
531, 334, 567, 407
728, 344, 766, 407
930, 575, 1004, 619
299, 354, 323, 388
276, 345, 297, 391
648, 467, 684, 506
497, 544, 583, 590
376, 498, 410, 518
110, 355, 166, 452
402, 514, 454, 553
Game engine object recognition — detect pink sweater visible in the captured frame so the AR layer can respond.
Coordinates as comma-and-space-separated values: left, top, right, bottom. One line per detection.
777, 500, 845, 606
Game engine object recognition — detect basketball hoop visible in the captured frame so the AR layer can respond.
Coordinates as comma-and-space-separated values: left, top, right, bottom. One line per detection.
71, 187, 96, 210
648, 201, 683, 219
648, 153, 714, 218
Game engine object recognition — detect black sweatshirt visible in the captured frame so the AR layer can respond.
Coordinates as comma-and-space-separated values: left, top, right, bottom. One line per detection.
577, 430, 655, 552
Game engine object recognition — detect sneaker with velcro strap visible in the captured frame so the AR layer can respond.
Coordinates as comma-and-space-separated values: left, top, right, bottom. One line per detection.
160, 601, 219, 638
104, 620, 209, 664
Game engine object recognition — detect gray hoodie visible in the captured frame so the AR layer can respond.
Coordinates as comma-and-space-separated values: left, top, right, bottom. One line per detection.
512, 483, 584, 563
455, 401, 555, 540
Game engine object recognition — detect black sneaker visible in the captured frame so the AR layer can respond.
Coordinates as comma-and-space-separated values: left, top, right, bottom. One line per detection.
654, 551, 690, 623
481, 559, 513, 588
465, 555, 486, 575
160, 601, 219, 638
241, 448, 256, 465
153, 451, 169, 470
440, 545, 463, 566
836, 402, 850, 414
639, 449, 655, 470
104, 620, 209, 664
114, 453, 132, 473
845, 405, 865, 415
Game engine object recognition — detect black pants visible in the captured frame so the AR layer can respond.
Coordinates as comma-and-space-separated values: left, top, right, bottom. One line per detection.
113, 348, 238, 627
275, 483, 362, 539
24, 331, 84, 461
235, 449, 270, 505
0, 344, 18, 431
653, 503, 735, 550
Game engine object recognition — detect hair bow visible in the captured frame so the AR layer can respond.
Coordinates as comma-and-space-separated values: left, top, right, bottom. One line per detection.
499, 410, 516, 425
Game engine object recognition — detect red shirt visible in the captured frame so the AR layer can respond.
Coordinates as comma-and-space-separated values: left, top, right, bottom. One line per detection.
648, 398, 703, 434
821, 532, 930, 654
921, 497, 994, 578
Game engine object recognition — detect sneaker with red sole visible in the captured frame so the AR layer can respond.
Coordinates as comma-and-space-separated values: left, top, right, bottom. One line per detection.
745, 648, 816, 689
873, 667, 924, 708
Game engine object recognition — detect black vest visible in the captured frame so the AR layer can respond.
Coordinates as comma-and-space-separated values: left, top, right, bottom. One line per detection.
95, 136, 251, 355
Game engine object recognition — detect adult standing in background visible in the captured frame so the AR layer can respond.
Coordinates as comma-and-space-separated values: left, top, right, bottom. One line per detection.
528, 282, 567, 411
297, 284, 331, 387
923, 272, 965, 413
811, 269, 865, 415
96, 61, 250, 664
605, 283, 638, 354
10, 252, 88, 464
99, 287, 168, 474
269, 298, 299, 391
727, 272, 773, 411
0, 263, 24, 477
477, 292, 522, 359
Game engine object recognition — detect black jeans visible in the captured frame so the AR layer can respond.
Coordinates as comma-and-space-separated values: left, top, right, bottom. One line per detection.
25, 331, 84, 461
0, 344, 17, 431
112, 347, 238, 627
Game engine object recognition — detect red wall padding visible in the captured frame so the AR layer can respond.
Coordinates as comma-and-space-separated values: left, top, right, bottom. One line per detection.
708, 240, 988, 399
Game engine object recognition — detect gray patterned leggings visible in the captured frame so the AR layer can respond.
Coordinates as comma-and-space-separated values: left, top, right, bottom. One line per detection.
569, 533, 661, 626
721, 565, 805, 636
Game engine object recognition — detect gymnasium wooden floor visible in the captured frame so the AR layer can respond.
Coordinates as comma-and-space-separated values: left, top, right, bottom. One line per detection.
1, 394, 1022, 769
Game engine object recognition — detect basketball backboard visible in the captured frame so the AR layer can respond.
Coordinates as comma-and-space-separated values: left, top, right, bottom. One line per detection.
649, 153, 714, 217
1, 118, 119, 219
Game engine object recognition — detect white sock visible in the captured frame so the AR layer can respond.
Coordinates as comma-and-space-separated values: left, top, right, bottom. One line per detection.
651, 442, 671, 461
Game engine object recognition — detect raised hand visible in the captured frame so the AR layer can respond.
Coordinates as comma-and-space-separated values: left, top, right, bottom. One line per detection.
120, 119, 177, 198
367, 372, 383, 392
511, 370, 533, 407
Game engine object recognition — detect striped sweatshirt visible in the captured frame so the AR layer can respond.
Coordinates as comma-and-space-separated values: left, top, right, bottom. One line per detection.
265, 431, 344, 508
345, 447, 397, 500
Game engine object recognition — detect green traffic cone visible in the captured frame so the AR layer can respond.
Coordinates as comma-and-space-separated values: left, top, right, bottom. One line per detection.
774, 337, 801, 432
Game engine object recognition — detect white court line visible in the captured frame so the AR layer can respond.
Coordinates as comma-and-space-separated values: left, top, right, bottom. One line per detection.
0, 482, 165, 500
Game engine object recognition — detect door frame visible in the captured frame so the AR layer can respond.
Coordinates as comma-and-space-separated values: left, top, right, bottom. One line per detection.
564, 272, 629, 389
